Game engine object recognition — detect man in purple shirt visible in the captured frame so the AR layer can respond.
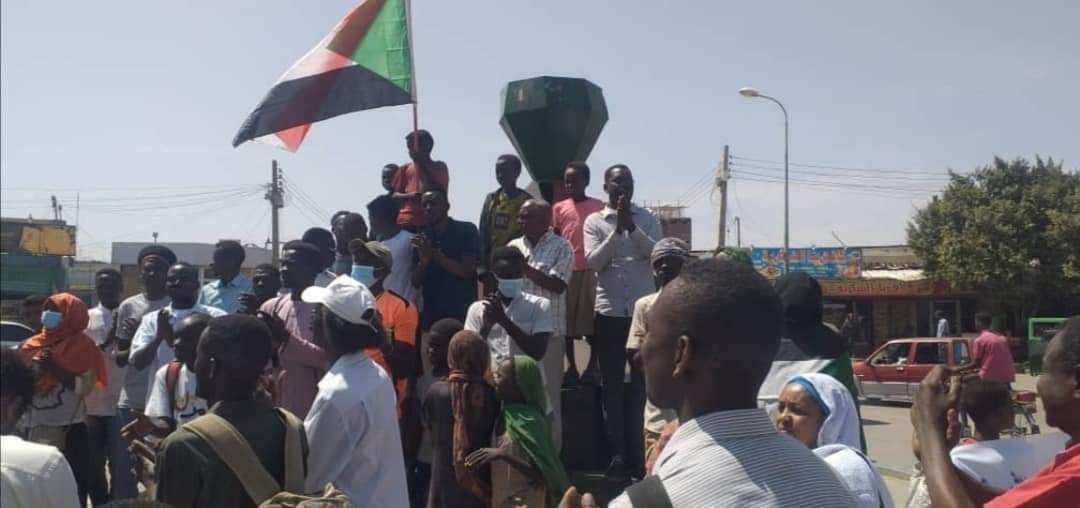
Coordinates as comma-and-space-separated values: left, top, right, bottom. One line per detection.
972, 312, 1015, 384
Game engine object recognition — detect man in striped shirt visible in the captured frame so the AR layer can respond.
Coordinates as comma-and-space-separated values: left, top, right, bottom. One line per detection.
608, 258, 855, 507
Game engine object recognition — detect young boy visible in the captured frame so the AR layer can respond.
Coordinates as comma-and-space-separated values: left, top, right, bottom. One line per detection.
479, 154, 531, 273
143, 313, 211, 433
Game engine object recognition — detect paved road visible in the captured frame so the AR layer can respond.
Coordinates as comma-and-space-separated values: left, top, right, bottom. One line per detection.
861, 374, 1049, 505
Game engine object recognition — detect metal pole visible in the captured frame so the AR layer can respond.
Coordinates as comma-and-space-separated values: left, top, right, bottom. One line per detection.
760, 95, 789, 274
718, 144, 729, 250
269, 160, 282, 265
735, 216, 742, 248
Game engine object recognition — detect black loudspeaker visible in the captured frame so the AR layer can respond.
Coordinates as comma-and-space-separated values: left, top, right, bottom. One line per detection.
561, 384, 608, 470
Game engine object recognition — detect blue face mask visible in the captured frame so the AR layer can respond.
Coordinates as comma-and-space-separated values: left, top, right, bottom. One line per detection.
41, 310, 63, 330
496, 277, 523, 299
350, 264, 377, 287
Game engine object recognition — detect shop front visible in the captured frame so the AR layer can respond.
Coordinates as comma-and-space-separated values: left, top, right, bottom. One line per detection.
820, 275, 977, 358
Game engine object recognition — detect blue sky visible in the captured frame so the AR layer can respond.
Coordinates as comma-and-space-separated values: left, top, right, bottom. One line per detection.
3, 1, 1077, 261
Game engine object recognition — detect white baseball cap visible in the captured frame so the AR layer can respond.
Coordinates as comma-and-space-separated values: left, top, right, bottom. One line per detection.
300, 275, 377, 327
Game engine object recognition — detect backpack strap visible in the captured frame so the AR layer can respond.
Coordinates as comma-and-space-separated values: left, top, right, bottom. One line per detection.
183, 414, 281, 504
275, 408, 307, 495
625, 475, 673, 508
165, 361, 183, 417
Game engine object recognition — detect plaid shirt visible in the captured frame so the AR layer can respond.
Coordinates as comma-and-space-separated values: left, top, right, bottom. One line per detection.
508, 231, 573, 337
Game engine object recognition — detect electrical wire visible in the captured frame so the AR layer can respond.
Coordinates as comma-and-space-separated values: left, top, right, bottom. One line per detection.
730, 155, 950, 176
732, 168, 939, 194
731, 162, 950, 183
735, 175, 933, 200
282, 176, 331, 220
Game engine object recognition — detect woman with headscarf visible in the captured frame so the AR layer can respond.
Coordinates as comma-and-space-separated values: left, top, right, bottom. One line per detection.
466, 355, 569, 508
777, 373, 893, 508
424, 328, 498, 508
18, 292, 108, 507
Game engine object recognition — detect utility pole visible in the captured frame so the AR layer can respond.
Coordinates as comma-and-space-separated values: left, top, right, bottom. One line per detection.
716, 145, 730, 251
267, 160, 284, 264
735, 216, 742, 248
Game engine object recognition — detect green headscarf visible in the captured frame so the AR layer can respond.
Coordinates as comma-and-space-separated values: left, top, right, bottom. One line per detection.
504, 355, 570, 503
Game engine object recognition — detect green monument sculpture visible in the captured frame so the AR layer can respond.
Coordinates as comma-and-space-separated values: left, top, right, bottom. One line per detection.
499, 76, 608, 202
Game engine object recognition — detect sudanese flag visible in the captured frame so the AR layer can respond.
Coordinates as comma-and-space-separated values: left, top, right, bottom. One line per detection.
233, 0, 414, 152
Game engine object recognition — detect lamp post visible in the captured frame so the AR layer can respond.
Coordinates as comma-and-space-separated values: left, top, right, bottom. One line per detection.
739, 87, 789, 274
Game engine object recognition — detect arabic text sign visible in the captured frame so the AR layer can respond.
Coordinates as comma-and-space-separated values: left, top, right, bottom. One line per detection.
752, 247, 862, 280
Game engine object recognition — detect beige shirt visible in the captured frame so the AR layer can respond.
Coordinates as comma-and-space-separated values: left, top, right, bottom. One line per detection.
626, 292, 677, 433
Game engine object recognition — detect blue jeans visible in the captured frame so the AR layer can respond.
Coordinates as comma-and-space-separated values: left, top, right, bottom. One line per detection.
109, 408, 139, 500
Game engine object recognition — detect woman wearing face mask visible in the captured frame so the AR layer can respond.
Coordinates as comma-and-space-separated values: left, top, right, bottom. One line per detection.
18, 293, 109, 507
776, 373, 894, 508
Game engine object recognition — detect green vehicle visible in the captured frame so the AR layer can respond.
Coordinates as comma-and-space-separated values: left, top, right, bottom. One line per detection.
1027, 318, 1068, 374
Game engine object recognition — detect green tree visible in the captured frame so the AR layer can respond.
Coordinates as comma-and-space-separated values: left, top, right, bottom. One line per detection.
907, 156, 1080, 317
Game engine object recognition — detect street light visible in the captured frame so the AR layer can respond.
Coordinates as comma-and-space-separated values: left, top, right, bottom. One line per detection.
739, 86, 789, 274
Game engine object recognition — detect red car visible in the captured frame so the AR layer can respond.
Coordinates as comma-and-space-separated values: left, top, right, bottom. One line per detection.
853, 337, 973, 403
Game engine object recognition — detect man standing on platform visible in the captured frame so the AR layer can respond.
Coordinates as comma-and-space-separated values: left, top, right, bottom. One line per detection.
552, 162, 606, 386
479, 154, 532, 274
392, 130, 449, 232
509, 199, 573, 450
583, 164, 661, 477
367, 194, 418, 305
411, 190, 479, 330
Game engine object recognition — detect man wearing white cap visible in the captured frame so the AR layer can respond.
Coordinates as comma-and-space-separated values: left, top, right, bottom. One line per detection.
300, 277, 409, 507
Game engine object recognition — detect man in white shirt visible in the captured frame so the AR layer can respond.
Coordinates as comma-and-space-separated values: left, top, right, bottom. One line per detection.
301, 276, 408, 507
145, 313, 210, 430
935, 311, 951, 338
368, 194, 418, 304
508, 199, 573, 450
1, 348, 79, 508
583, 164, 661, 476
130, 262, 227, 407
464, 246, 553, 370
83, 267, 126, 504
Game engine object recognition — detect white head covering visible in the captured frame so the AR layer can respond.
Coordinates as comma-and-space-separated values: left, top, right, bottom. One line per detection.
786, 373, 894, 508
787, 373, 861, 449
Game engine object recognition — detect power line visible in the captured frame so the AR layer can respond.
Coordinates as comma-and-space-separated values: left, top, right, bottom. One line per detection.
731, 155, 950, 176
733, 168, 940, 194
736, 175, 933, 200
282, 176, 331, 219
282, 181, 330, 226
672, 167, 717, 204
2, 184, 257, 192
731, 161, 950, 182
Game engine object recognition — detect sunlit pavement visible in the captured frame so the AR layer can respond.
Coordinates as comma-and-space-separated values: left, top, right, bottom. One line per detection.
861, 373, 1048, 504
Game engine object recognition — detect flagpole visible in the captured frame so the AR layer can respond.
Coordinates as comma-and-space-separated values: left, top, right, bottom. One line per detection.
407, 0, 418, 153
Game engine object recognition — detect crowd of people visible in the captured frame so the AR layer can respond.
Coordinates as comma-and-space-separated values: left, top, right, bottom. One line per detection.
1, 129, 1077, 508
